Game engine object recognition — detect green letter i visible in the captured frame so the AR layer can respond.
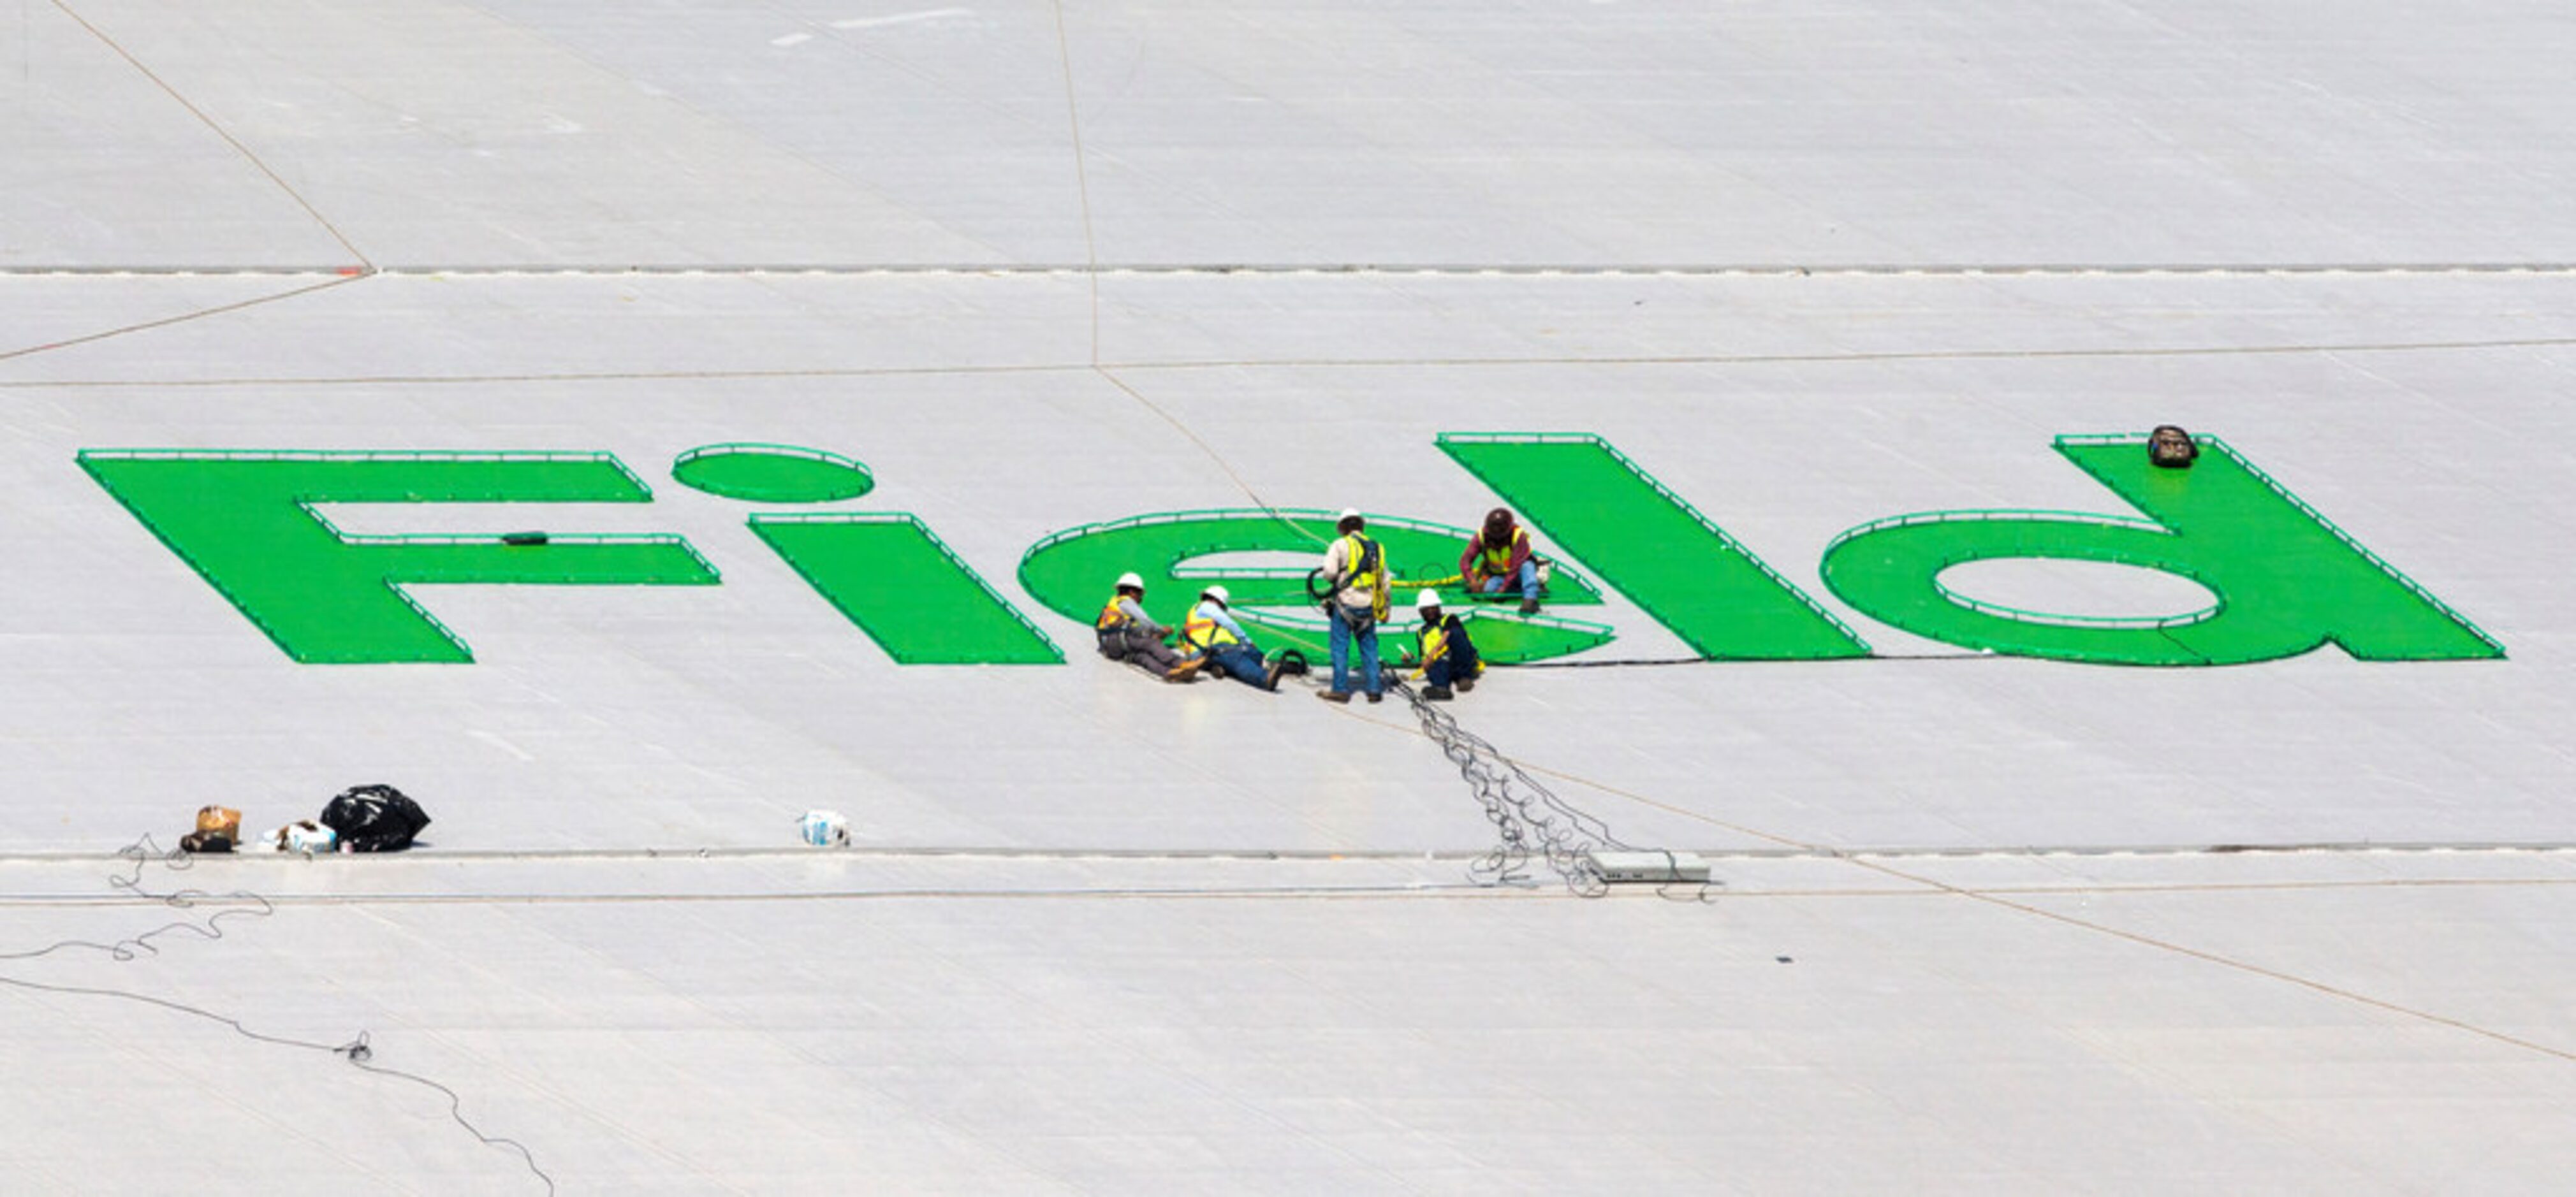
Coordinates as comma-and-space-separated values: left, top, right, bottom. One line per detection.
673, 444, 1062, 665
1437, 433, 1871, 660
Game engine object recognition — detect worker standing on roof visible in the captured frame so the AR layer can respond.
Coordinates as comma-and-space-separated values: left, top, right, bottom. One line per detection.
1461, 507, 1544, 615
1097, 572, 1200, 682
1183, 585, 1287, 691
1317, 509, 1388, 704
1407, 590, 1482, 701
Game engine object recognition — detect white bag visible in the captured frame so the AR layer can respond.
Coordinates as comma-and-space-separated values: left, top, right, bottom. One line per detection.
270, 820, 339, 855
798, 809, 849, 847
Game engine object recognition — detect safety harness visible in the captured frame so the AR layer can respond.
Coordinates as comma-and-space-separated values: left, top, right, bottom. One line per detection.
1330, 532, 1391, 625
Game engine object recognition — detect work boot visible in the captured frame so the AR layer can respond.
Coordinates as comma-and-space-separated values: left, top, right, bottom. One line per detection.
1423, 685, 1454, 701
1262, 660, 1286, 691
1518, 597, 1542, 616
1316, 690, 1352, 704
1456, 676, 1475, 692
1365, 690, 1383, 704
1164, 658, 1203, 682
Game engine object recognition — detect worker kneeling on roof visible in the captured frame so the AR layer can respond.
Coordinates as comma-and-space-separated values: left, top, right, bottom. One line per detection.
1408, 590, 1484, 701
1183, 585, 1289, 692
1461, 507, 1546, 615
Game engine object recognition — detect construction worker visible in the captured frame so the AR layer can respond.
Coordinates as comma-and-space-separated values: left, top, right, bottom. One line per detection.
1461, 506, 1544, 614
1408, 590, 1483, 700
1182, 585, 1287, 691
1095, 572, 1199, 682
1316, 508, 1387, 704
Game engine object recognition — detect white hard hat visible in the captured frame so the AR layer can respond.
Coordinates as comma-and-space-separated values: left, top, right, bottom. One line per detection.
1337, 507, 1363, 523
1115, 572, 1144, 590
1201, 584, 1230, 606
1416, 589, 1443, 610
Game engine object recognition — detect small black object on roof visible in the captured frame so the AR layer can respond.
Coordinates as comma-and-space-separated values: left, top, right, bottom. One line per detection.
2148, 425, 2199, 469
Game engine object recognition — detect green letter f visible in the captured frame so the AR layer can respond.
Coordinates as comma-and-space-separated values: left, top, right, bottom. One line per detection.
79, 450, 719, 663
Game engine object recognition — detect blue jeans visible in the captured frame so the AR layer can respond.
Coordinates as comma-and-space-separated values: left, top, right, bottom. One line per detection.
1474, 560, 1540, 602
1426, 632, 1481, 688
1204, 642, 1270, 688
1328, 606, 1380, 695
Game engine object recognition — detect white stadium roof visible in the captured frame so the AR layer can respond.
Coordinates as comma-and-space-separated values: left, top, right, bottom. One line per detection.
5, 1, 2575, 1192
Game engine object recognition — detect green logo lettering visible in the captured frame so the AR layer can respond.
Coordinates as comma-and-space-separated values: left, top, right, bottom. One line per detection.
1817, 434, 2503, 665
78, 450, 719, 663
79, 433, 2498, 669
1438, 433, 1871, 660
671, 444, 1062, 665
752, 514, 1064, 664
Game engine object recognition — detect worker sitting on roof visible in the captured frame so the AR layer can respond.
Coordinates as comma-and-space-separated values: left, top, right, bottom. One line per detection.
1317, 509, 1388, 704
1460, 506, 1544, 615
1097, 572, 1200, 682
1182, 585, 1287, 692
1408, 590, 1483, 702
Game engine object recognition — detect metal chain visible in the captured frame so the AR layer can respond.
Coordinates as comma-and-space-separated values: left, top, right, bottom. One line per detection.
1389, 679, 1630, 896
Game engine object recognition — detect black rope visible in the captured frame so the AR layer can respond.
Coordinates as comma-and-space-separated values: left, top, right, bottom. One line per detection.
0, 836, 555, 1193
0, 837, 274, 962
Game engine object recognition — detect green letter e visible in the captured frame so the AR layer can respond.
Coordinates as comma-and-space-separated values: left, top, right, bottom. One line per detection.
1817, 434, 2502, 665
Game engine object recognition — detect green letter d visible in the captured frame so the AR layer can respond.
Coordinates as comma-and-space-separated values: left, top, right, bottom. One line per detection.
1818, 435, 2502, 665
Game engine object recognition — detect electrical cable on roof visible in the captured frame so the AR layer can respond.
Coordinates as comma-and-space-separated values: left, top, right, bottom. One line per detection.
0, 836, 556, 1194
0, 836, 272, 962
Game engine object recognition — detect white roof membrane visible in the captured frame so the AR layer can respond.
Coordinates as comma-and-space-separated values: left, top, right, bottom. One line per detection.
4, 1, 2575, 1192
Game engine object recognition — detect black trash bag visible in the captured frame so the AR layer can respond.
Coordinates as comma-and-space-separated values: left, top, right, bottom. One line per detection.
320, 784, 432, 853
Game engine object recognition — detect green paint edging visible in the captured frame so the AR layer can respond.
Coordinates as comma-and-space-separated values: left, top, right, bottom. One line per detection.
1816, 434, 2504, 665
1437, 433, 1871, 660
673, 443, 875, 504
752, 513, 1063, 664
2056, 433, 2502, 649
1830, 507, 2215, 631
1016, 508, 1615, 664
78, 449, 719, 664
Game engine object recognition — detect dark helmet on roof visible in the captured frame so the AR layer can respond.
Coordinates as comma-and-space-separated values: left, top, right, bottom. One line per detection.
2148, 425, 2199, 468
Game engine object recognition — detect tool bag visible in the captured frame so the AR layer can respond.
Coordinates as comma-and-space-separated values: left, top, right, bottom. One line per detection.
180, 805, 242, 853
2149, 424, 2199, 468
319, 784, 433, 853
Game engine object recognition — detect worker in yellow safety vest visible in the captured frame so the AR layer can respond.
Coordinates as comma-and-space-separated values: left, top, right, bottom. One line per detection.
1407, 589, 1483, 701
1096, 572, 1200, 682
1316, 509, 1387, 704
1460, 506, 1545, 614
1182, 585, 1287, 692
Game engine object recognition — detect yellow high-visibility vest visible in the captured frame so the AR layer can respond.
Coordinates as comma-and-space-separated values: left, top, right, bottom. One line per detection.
1184, 607, 1240, 650
1419, 620, 1451, 665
